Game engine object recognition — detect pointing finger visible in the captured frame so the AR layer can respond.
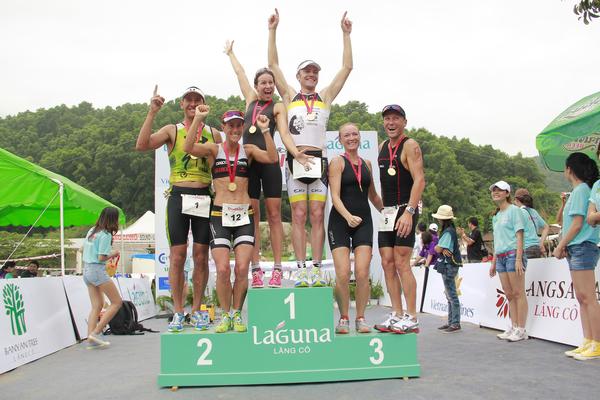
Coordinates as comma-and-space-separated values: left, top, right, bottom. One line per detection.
153, 84, 158, 96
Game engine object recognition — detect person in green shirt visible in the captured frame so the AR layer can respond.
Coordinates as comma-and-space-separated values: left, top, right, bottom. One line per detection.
489, 180, 529, 343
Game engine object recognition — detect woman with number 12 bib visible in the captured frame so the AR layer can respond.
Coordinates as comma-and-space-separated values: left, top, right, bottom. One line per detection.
183, 105, 278, 334
328, 123, 383, 334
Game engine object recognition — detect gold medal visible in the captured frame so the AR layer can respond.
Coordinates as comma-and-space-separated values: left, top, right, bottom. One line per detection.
306, 112, 316, 121
249, 125, 257, 134
190, 155, 198, 160
387, 167, 396, 176
228, 182, 237, 192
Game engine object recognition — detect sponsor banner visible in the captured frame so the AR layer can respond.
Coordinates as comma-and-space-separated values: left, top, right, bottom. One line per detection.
1, 278, 76, 374
116, 277, 157, 321
422, 264, 489, 324
479, 258, 600, 346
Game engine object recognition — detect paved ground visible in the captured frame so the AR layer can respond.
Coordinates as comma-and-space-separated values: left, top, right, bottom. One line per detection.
2, 307, 599, 400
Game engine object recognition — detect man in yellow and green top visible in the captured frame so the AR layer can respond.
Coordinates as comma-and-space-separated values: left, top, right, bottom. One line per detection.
136, 85, 221, 332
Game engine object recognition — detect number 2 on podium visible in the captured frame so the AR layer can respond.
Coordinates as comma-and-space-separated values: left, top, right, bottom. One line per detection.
284, 292, 295, 320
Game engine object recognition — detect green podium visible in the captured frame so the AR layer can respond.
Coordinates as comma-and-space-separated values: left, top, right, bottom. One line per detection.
158, 287, 420, 387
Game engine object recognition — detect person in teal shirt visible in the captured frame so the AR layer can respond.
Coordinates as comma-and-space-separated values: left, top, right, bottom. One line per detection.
489, 180, 529, 343
514, 188, 549, 259
82, 207, 122, 349
555, 152, 600, 361
432, 205, 462, 333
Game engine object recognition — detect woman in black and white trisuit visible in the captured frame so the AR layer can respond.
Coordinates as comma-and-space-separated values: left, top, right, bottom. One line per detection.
224, 41, 312, 289
328, 123, 384, 334
183, 105, 278, 334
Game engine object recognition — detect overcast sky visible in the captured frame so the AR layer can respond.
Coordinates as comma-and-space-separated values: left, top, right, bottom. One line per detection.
1, 0, 599, 156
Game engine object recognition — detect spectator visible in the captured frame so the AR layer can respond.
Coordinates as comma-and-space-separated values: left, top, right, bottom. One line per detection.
412, 231, 438, 267
20, 260, 40, 278
412, 222, 427, 258
458, 217, 488, 263
0, 261, 16, 279
514, 188, 549, 259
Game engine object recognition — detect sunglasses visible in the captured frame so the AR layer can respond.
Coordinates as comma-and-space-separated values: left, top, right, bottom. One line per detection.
382, 104, 406, 117
222, 110, 245, 122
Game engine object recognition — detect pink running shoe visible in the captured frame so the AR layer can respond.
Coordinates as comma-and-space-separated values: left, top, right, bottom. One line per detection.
268, 269, 283, 288
251, 270, 264, 288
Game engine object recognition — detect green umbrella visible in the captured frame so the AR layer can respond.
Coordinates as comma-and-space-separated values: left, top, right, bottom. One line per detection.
536, 91, 600, 172
0, 147, 126, 273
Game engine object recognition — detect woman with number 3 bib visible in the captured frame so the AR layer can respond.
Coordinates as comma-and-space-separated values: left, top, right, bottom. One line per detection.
328, 123, 383, 334
184, 105, 278, 334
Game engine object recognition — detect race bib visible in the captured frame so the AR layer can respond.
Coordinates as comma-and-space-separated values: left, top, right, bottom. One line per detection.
379, 206, 399, 232
181, 194, 211, 218
222, 203, 250, 227
293, 157, 321, 179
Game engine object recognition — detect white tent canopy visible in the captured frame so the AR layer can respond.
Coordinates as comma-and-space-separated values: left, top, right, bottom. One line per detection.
114, 210, 154, 242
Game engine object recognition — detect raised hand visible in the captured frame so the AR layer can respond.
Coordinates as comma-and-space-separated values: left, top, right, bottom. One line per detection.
195, 104, 210, 119
224, 40, 234, 55
150, 84, 165, 113
256, 114, 270, 131
341, 11, 352, 34
268, 8, 279, 30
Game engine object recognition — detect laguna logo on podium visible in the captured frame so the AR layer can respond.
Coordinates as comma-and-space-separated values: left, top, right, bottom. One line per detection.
251, 320, 332, 355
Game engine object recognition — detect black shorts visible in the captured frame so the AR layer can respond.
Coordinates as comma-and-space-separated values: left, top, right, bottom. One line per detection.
327, 210, 373, 250
166, 186, 211, 246
248, 161, 282, 199
377, 206, 419, 248
209, 205, 255, 249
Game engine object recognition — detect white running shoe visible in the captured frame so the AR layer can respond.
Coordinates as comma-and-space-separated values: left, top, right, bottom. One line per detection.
374, 312, 401, 332
294, 268, 310, 288
497, 326, 514, 340
507, 327, 528, 342
310, 266, 326, 287
390, 313, 420, 334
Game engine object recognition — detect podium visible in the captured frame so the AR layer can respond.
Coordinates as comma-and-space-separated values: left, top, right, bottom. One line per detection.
158, 287, 420, 387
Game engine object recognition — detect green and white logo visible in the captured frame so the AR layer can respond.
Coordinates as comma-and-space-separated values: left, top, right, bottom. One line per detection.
3, 283, 27, 336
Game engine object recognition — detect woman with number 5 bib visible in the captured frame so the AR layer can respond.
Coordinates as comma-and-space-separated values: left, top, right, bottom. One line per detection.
328, 123, 383, 334
184, 105, 278, 334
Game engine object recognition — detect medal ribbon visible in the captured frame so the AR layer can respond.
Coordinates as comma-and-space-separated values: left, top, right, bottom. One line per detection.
299, 93, 317, 115
343, 153, 362, 192
251, 99, 272, 126
387, 135, 405, 169
223, 143, 239, 185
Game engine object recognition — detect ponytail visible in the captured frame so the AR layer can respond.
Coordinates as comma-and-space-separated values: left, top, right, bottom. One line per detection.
566, 152, 599, 188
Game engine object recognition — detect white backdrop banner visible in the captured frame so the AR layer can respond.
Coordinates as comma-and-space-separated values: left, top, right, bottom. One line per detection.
116, 277, 157, 321
0, 278, 76, 374
422, 258, 600, 346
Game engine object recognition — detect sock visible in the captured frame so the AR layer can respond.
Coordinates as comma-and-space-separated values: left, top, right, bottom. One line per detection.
273, 263, 282, 272
312, 260, 322, 268
296, 260, 306, 269
340, 315, 349, 321
356, 315, 364, 320
251, 262, 261, 273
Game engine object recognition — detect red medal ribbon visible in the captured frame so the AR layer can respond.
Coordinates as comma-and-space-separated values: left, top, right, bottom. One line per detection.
343, 153, 362, 192
184, 121, 205, 143
387, 135, 405, 168
299, 93, 317, 114
223, 143, 239, 185
251, 99, 272, 126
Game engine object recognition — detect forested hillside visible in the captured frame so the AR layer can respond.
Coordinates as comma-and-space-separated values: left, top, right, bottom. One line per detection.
0, 98, 560, 232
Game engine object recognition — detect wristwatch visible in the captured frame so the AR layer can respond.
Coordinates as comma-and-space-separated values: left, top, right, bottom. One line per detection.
405, 205, 416, 215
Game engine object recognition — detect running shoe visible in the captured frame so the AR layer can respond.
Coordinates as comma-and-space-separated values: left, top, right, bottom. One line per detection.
310, 266, 326, 287
335, 318, 350, 334
232, 311, 247, 333
574, 342, 600, 360
251, 269, 265, 288
374, 312, 401, 332
168, 312, 185, 333
355, 318, 372, 333
294, 268, 310, 288
390, 314, 420, 334
507, 327, 528, 342
497, 326, 514, 340
87, 333, 110, 349
215, 313, 233, 333
565, 340, 592, 357
193, 311, 209, 331
268, 269, 283, 288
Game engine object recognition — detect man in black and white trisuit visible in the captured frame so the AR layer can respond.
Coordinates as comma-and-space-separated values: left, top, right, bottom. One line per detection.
267, 8, 353, 287
374, 105, 425, 334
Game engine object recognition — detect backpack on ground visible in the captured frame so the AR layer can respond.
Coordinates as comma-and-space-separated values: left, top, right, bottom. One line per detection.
105, 300, 157, 335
